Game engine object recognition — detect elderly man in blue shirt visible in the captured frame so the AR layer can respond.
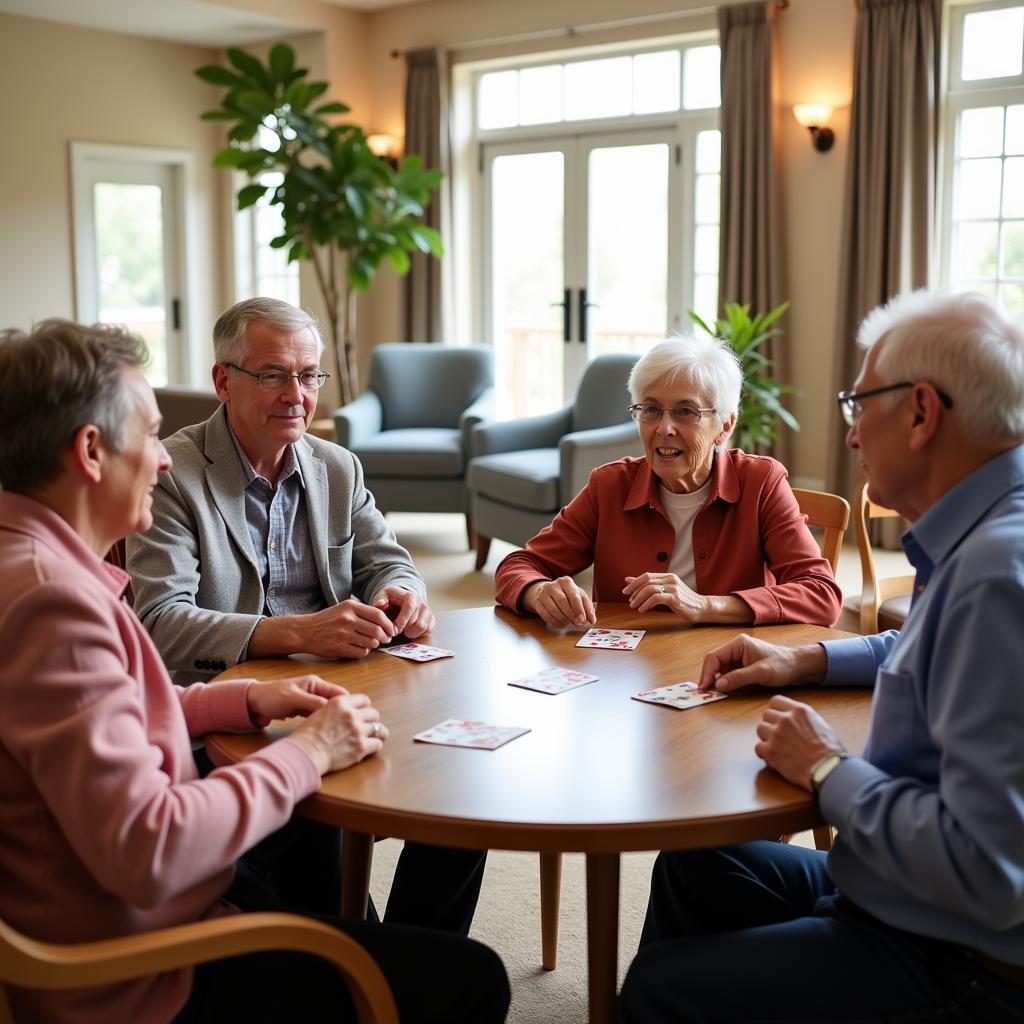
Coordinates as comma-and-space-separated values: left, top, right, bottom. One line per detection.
619, 290, 1024, 1024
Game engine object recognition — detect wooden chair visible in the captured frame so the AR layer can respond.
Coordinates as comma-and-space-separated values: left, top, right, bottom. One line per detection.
844, 473, 915, 635
536, 486, 853, 971
0, 911, 398, 1024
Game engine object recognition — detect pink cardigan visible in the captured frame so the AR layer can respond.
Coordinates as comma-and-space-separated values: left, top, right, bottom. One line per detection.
0, 492, 320, 1024
495, 451, 842, 626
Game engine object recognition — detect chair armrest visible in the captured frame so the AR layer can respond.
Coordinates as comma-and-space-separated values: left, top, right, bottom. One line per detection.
559, 423, 642, 502
469, 406, 572, 458
0, 912, 398, 1024
334, 392, 383, 449
459, 385, 496, 453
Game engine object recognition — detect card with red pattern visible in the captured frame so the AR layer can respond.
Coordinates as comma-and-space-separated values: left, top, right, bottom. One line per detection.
575, 628, 645, 650
631, 681, 728, 710
413, 719, 530, 750
508, 666, 599, 694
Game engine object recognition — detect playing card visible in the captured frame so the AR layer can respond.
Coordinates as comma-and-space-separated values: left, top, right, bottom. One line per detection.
413, 719, 530, 750
378, 642, 454, 662
575, 628, 645, 650
631, 681, 728, 710
508, 666, 599, 695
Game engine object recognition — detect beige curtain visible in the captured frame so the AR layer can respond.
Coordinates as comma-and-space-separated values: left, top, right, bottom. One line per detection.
403, 47, 451, 342
717, 1, 788, 455
828, 0, 941, 505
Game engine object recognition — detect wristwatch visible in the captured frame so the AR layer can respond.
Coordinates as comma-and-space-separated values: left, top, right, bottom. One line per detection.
809, 752, 849, 794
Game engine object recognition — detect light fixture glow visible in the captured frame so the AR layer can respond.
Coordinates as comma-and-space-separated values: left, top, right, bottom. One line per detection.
792, 105, 835, 153
366, 133, 399, 159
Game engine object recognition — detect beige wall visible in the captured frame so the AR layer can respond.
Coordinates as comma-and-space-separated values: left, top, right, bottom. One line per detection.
0, 12, 226, 382
360, 0, 858, 488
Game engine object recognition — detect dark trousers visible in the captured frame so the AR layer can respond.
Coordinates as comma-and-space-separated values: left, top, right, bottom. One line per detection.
172, 859, 509, 1024
619, 841, 1024, 1024
196, 747, 487, 934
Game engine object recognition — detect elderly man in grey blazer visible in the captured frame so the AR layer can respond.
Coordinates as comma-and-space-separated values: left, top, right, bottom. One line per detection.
127, 296, 485, 936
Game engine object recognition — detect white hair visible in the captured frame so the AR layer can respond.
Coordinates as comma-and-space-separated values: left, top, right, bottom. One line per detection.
628, 333, 742, 435
213, 297, 325, 366
857, 290, 1024, 443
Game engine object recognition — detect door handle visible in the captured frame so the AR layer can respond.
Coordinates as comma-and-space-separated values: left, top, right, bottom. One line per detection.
551, 288, 571, 342
578, 288, 598, 343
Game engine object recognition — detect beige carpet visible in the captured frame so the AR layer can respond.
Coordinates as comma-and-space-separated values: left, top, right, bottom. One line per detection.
380, 512, 904, 1022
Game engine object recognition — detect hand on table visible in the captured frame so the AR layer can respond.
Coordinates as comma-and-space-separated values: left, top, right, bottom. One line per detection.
289, 691, 388, 775
622, 573, 708, 621
697, 634, 827, 693
302, 597, 397, 658
755, 694, 845, 791
246, 674, 348, 723
371, 586, 435, 638
521, 577, 596, 628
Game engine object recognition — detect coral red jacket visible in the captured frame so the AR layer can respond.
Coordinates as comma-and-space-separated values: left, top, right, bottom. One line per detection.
495, 450, 842, 626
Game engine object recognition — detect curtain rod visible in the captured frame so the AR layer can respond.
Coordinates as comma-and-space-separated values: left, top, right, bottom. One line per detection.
388, 1, 788, 59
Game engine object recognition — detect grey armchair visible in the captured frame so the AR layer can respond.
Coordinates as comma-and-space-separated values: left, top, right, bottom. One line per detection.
468, 352, 642, 570
334, 344, 494, 548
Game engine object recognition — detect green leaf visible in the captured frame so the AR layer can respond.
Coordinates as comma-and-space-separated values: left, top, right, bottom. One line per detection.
227, 123, 260, 143
268, 43, 295, 83
314, 101, 350, 115
344, 186, 365, 218
195, 64, 243, 87
213, 148, 253, 168
687, 310, 713, 335
226, 47, 268, 82
237, 183, 269, 209
385, 248, 411, 275
200, 110, 242, 121
236, 89, 276, 115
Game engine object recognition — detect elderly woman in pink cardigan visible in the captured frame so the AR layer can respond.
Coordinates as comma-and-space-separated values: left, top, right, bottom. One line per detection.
0, 320, 508, 1024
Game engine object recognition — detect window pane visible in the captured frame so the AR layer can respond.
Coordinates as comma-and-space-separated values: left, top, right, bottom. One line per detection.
683, 45, 721, 109
1004, 158, 1024, 217
1007, 105, 1024, 154
565, 57, 632, 120
479, 71, 518, 129
632, 50, 680, 114
694, 224, 719, 274
955, 221, 999, 279
1001, 220, 1024, 275
519, 65, 563, 126
999, 281, 1024, 315
961, 7, 1024, 81
695, 129, 721, 173
695, 173, 720, 224
93, 182, 167, 386
959, 106, 1004, 157
957, 158, 1003, 219
693, 274, 719, 325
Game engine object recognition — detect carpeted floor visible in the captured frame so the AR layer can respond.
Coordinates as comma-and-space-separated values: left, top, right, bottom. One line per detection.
379, 512, 907, 1022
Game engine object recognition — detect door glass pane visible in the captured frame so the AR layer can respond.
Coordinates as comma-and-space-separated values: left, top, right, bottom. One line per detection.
683, 46, 721, 109
491, 152, 565, 417
93, 182, 168, 385
959, 106, 1004, 157
956, 158, 1003, 219
565, 58, 632, 121
479, 71, 518, 129
519, 65, 563, 125
587, 144, 668, 360
633, 51, 680, 114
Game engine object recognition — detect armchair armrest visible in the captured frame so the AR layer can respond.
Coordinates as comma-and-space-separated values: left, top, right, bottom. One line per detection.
334, 391, 383, 449
559, 422, 642, 502
470, 406, 572, 458
459, 385, 496, 453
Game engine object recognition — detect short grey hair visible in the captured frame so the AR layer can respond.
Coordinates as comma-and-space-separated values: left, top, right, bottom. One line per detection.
857, 290, 1024, 443
0, 319, 148, 492
213, 297, 325, 366
628, 333, 743, 434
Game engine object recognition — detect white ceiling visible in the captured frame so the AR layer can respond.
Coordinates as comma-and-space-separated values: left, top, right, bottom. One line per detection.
0, 0, 431, 48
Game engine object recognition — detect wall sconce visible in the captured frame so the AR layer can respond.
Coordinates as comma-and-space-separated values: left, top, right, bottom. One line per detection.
366, 133, 401, 169
793, 105, 835, 153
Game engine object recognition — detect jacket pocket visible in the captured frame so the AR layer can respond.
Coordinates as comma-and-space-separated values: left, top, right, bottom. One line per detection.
324, 535, 355, 603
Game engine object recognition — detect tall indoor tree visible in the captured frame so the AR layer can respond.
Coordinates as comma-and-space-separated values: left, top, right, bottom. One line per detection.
196, 43, 444, 404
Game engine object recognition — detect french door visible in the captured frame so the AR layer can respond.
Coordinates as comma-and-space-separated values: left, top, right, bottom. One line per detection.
483, 129, 685, 418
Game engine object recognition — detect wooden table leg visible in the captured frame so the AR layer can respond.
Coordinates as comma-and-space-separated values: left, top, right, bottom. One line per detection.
340, 830, 374, 919
539, 851, 562, 971
585, 852, 621, 1024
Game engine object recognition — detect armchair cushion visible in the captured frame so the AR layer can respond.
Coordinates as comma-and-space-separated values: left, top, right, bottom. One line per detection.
352, 428, 464, 478
334, 391, 383, 449
468, 449, 561, 512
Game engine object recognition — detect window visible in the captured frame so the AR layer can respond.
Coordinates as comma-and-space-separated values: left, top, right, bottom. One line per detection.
943, 2, 1024, 315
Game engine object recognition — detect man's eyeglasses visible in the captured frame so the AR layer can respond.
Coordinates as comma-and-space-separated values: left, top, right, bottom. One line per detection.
836, 381, 953, 427
225, 363, 330, 392
628, 403, 717, 426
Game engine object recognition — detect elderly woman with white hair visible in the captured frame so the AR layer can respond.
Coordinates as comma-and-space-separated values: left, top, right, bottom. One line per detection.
494, 334, 842, 628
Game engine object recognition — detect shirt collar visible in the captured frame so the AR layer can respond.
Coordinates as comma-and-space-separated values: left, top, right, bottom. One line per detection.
902, 445, 1024, 579
0, 490, 131, 600
227, 421, 305, 490
624, 449, 738, 512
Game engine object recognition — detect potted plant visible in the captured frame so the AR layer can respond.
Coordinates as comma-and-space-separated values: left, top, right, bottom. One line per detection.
196, 43, 444, 405
688, 301, 798, 452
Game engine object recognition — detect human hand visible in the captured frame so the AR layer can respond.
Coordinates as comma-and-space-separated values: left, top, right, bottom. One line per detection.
697, 634, 827, 692
288, 692, 388, 775
371, 587, 435, 639
754, 694, 845, 791
246, 674, 349, 724
622, 573, 708, 621
303, 598, 397, 659
521, 577, 596, 628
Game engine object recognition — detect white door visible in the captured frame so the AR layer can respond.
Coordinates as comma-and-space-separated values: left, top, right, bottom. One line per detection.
483, 130, 681, 418
71, 144, 187, 387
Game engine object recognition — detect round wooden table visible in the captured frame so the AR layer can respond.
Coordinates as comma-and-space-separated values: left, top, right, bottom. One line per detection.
208, 605, 870, 1024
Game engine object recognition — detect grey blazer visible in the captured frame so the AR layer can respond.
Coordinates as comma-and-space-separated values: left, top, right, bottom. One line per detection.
126, 407, 426, 682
